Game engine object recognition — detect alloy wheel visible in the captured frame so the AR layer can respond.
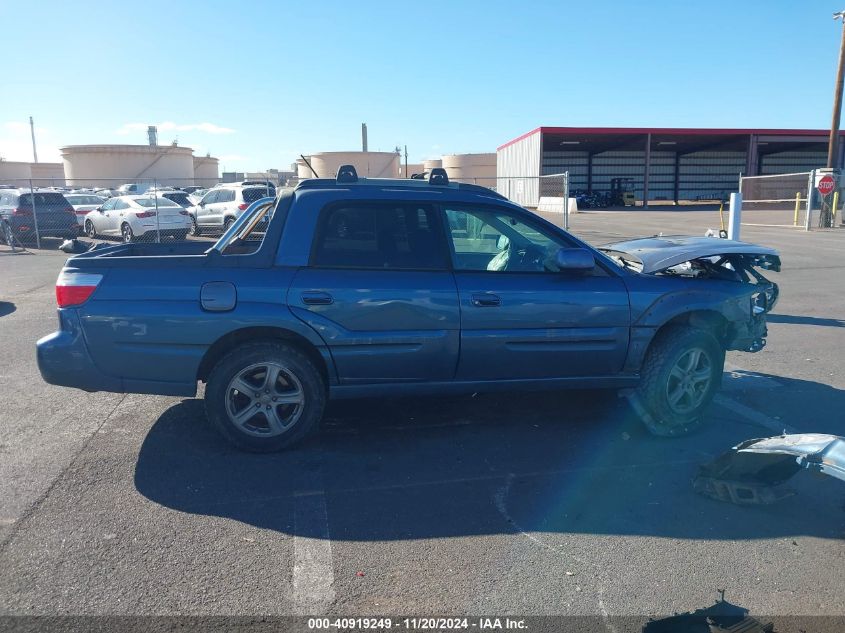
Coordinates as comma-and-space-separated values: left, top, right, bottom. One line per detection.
225, 362, 305, 437
665, 347, 712, 414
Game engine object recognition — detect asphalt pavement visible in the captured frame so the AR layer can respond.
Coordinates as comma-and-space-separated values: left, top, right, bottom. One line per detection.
0, 214, 843, 625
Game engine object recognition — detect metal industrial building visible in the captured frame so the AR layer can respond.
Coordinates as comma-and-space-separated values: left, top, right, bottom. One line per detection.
497, 126, 845, 207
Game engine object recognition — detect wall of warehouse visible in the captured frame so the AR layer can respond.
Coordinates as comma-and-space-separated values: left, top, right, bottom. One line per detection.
497, 131, 541, 206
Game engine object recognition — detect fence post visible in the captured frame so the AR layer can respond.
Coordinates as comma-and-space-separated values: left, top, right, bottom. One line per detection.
563, 172, 570, 230
156, 179, 162, 243
833, 190, 840, 225
29, 178, 42, 249
793, 192, 801, 227
727, 192, 742, 240
804, 170, 815, 232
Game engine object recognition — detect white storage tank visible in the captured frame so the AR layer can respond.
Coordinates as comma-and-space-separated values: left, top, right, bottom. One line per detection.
193, 156, 219, 186
441, 153, 496, 187
306, 151, 400, 179
62, 144, 197, 188
0, 161, 66, 187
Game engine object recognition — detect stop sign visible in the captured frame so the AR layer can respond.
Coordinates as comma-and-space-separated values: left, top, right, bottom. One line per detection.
817, 175, 835, 196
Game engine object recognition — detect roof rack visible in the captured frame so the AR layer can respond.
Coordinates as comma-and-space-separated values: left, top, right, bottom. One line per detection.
336, 164, 358, 183
294, 170, 507, 201
428, 168, 449, 186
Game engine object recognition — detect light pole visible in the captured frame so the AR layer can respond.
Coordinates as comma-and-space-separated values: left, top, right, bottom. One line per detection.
826, 11, 845, 168
29, 116, 38, 164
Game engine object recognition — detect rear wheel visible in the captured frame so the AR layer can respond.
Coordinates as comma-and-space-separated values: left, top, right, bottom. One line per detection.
223, 217, 234, 233
205, 341, 326, 452
85, 219, 97, 238
631, 325, 724, 437
174, 230, 188, 241
121, 223, 134, 243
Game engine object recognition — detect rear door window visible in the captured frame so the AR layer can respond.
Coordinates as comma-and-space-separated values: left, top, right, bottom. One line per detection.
218, 189, 235, 203
311, 203, 447, 270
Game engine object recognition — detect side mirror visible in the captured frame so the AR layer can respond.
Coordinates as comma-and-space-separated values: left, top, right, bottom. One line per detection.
555, 247, 595, 272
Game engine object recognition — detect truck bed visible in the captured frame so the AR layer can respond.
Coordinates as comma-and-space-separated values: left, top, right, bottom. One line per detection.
66, 240, 214, 269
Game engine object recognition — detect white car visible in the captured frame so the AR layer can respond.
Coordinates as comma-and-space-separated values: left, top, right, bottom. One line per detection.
188, 185, 274, 235
64, 193, 106, 227
84, 195, 192, 242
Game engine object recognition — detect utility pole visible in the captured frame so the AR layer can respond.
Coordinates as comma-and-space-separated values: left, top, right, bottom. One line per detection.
29, 116, 38, 163
827, 11, 845, 168
404, 145, 408, 178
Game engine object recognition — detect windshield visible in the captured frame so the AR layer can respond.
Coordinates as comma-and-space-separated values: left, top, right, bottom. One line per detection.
66, 195, 104, 205
242, 187, 271, 203
162, 193, 191, 207
135, 197, 179, 208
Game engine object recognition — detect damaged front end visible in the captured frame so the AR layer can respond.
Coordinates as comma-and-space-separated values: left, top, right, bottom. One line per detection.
599, 236, 781, 313
694, 434, 845, 505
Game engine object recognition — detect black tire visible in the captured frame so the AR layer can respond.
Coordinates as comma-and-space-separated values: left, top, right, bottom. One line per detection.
121, 223, 134, 243
174, 230, 188, 241
632, 325, 724, 437
85, 219, 97, 238
205, 341, 326, 452
223, 217, 235, 233
188, 215, 201, 236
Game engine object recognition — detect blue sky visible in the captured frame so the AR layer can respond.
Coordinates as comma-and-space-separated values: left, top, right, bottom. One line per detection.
2, 0, 844, 170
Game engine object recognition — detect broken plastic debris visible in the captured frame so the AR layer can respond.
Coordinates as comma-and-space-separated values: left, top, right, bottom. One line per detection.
356, 571, 365, 577
694, 433, 845, 505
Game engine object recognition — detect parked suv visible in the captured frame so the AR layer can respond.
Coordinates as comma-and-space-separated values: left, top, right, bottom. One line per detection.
0, 189, 79, 244
37, 167, 777, 452
189, 185, 275, 235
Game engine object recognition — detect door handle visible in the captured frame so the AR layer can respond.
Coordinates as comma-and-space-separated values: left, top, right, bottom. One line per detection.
301, 291, 333, 306
471, 293, 501, 307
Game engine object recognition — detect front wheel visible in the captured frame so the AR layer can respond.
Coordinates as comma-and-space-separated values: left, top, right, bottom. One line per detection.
121, 223, 134, 243
631, 325, 724, 437
188, 215, 201, 236
85, 219, 97, 238
205, 341, 326, 452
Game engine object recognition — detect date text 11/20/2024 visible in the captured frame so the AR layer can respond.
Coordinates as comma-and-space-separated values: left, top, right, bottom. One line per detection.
307, 617, 527, 630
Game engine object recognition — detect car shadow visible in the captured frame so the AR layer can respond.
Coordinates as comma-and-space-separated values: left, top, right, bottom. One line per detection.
0, 301, 15, 317
768, 313, 845, 328
134, 377, 845, 542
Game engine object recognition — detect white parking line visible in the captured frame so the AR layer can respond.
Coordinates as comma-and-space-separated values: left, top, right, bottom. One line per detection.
714, 395, 797, 434
293, 483, 335, 614
718, 362, 797, 434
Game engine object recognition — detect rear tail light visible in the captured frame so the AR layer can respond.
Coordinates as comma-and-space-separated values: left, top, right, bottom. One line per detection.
179, 210, 189, 215
135, 211, 157, 218
76, 209, 92, 215
64, 206, 75, 214
238, 203, 248, 211
56, 271, 103, 308
12, 207, 31, 216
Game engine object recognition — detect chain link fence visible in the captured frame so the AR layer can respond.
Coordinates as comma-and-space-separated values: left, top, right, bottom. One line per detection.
0, 172, 575, 253
739, 170, 845, 230
0, 177, 278, 250
450, 173, 571, 229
